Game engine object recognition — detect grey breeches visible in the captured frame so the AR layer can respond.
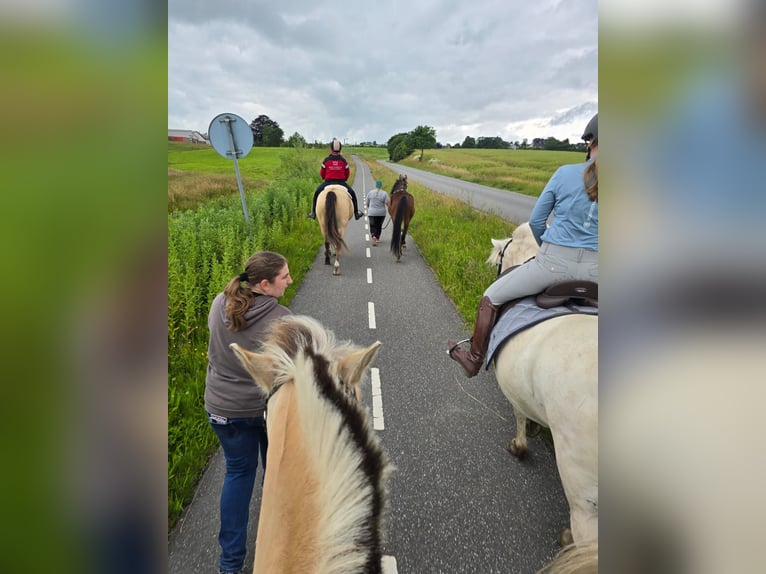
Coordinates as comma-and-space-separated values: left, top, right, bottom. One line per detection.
484, 242, 598, 305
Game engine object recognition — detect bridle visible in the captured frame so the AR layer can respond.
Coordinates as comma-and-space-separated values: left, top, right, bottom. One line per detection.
496, 237, 514, 277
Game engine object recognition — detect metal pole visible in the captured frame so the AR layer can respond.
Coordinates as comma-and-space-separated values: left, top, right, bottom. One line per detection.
221, 116, 251, 230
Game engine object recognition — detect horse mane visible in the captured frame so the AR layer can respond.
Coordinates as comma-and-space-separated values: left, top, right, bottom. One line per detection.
231, 315, 391, 573
391, 174, 408, 194
536, 541, 598, 574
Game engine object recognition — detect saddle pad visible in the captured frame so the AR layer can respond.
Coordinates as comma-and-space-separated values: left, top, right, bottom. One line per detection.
485, 296, 598, 370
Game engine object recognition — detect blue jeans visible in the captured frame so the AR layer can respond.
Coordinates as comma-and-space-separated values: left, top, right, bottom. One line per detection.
208, 414, 268, 573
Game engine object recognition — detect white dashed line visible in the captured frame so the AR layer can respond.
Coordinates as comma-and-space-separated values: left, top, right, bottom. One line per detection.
367, 268, 373, 284
366, 247, 371, 258
365, 233, 370, 241
382, 555, 397, 573
371, 368, 384, 430
368, 301, 376, 329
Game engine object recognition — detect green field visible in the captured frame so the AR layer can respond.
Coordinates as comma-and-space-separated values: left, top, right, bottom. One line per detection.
399, 148, 583, 196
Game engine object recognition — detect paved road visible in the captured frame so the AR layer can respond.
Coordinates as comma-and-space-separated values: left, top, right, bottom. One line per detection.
168, 159, 568, 573
378, 160, 537, 224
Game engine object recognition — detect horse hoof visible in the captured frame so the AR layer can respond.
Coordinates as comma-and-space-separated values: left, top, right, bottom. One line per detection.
506, 439, 527, 459
526, 420, 542, 437
558, 528, 574, 547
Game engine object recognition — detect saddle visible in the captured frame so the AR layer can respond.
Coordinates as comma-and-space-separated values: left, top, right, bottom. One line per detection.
535, 281, 598, 309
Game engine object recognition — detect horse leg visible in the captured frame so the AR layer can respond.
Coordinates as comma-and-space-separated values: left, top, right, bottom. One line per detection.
402, 221, 408, 250
526, 420, 542, 437
324, 241, 331, 265
506, 407, 529, 458
333, 252, 340, 275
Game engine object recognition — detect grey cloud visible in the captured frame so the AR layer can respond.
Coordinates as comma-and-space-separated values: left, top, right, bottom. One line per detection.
169, 1, 598, 143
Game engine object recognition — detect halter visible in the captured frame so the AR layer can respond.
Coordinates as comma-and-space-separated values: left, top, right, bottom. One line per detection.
496, 237, 514, 277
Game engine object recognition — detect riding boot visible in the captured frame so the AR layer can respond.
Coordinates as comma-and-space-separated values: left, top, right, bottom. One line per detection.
447, 296, 501, 378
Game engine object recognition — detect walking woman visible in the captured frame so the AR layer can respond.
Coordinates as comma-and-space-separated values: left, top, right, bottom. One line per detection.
366, 180, 390, 244
204, 251, 293, 574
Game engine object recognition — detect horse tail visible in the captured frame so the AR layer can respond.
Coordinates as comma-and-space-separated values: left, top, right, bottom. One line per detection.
324, 191, 348, 253
390, 195, 406, 259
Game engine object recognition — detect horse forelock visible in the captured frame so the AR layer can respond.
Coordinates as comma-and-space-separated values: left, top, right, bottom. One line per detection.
271, 340, 388, 573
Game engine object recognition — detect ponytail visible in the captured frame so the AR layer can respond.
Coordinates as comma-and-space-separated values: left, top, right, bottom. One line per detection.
223, 251, 288, 331
583, 159, 598, 202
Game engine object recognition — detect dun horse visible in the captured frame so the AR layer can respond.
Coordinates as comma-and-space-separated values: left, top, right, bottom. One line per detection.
229, 315, 391, 574
485, 222, 598, 547
316, 185, 354, 275
388, 175, 415, 262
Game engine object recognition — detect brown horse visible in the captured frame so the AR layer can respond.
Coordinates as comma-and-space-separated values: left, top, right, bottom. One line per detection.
316, 185, 354, 275
229, 315, 391, 574
388, 175, 415, 262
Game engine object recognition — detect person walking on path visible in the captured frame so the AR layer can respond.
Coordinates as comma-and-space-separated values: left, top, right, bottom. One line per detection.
204, 251, 293, 574
308, 139, 364, 220
366, 180, 390, 245
447, 113, 599, 377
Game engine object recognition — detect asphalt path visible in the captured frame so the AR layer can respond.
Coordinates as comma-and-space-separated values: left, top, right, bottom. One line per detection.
168, 158, 568, 573
378, 160, 537, 224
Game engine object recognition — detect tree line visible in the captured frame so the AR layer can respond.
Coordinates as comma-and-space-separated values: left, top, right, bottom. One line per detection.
202, 114, 585, 158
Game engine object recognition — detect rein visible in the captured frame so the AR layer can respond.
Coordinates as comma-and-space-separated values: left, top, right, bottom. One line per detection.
496, 238, 514, 277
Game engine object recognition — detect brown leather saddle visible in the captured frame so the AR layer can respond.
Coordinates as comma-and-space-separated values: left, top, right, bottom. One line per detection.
535, 280, 598, 309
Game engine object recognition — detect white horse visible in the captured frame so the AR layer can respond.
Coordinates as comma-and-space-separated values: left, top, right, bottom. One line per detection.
487, 223, 598, 546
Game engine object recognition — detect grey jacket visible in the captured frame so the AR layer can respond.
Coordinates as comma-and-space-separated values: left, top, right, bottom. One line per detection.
365, 188, 390, 216
204, 292, 291, 419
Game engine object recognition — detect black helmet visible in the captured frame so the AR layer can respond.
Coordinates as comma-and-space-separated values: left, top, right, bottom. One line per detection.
582, 113, 598, 143
330, 138, 342, 152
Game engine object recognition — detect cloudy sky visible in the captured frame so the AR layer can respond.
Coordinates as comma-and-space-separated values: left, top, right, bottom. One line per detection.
168, 0, 597, 146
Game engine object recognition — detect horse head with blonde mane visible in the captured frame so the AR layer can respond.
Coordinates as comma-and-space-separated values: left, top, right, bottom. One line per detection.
230, 315, 391, 573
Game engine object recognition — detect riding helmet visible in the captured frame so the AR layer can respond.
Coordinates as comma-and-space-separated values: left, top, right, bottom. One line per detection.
582, 113, 598, 143
330, 138, 342, 152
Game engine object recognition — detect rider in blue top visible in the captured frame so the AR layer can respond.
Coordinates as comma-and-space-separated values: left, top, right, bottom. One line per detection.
529, 160, 599, 251
448, 113, 599, 377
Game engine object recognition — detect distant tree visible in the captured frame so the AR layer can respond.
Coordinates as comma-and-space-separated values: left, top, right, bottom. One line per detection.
453, 142, 461, 148
286, 131, 307, 147
462, 135, 476, 148
520, 138, 528, 149
476, 136, 508, 149
409, 125, 437, 161
250, 115, 284, 147
387, 132, 411, 161
391, 141, 410, 162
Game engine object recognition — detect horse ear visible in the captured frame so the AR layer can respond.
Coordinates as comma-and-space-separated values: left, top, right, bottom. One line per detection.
338, 341, 382, 387
229, 343, 276, 393
491, 238, 503, 248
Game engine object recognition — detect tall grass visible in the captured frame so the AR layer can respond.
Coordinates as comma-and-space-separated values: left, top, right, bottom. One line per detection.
168, 147, 323, 528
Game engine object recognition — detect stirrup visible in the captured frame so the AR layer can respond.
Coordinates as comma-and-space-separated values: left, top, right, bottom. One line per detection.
447, 337, 472, 356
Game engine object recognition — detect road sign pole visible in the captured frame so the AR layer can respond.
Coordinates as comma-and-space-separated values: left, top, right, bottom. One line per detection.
221, 116, 251, 230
